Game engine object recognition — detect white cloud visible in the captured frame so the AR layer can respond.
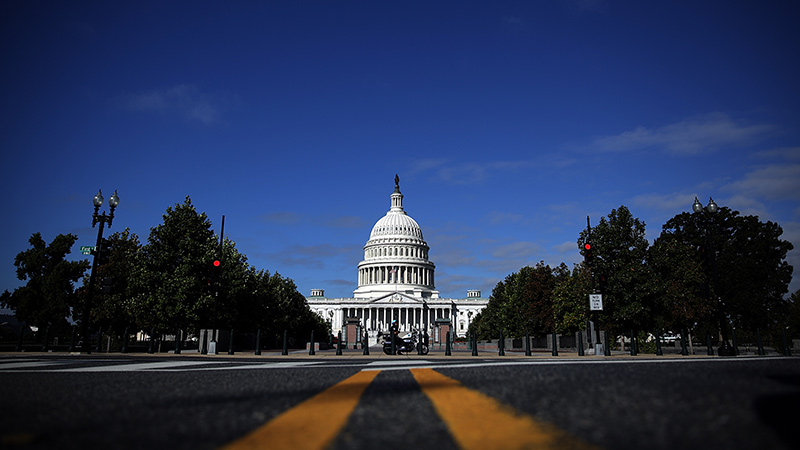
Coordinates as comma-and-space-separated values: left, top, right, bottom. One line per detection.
592, 112, 775, 155
410, 158, 538, 184
484, 211, 524, 226
723, 164, 800, 202
119, 85, 234, 125
260, 211, 301, 225
630, 192, 697, 214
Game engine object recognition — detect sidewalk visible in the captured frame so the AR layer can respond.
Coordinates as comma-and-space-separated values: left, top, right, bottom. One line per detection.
1, 346, 733, 359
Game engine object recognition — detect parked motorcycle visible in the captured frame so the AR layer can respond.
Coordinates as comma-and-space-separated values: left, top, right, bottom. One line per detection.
378, 328, 429, 355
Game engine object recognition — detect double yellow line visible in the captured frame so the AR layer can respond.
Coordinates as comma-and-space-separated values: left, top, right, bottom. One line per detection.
223, 369, 596, 450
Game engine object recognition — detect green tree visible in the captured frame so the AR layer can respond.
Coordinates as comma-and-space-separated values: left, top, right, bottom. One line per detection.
89, 229, 143, 340
785, 289, 800, 350
208, 238, 253, 331
648, 230, 713, 335
1, 233, 89, 331
471, 262, 564, 339
578, 206, 656, 334
133, 197, 217, 334
658, 207, 793, 337
552, 263, 593, 334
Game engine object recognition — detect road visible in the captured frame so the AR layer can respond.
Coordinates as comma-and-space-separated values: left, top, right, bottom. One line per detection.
1, 352, 798, 449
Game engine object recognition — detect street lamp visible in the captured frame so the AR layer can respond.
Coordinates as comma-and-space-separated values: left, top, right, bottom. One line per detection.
692, 196, 734, 356
81, 189, 119, 353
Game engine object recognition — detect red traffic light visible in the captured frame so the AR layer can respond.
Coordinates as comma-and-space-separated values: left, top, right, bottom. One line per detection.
584, 244, 591, 250
213, 260, 220, 267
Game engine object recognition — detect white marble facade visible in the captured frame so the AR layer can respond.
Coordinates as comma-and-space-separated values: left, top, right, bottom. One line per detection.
306, 176, 488, 338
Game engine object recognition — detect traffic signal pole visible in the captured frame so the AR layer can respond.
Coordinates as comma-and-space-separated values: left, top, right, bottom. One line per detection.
210, 215, 224, 355
585, 216, 602, 354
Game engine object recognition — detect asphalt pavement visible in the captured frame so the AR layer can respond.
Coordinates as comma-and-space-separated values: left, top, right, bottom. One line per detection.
1, 351, 798, 450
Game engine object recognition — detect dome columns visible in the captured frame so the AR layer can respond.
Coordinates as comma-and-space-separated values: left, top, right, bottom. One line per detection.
358, 264, 435, 288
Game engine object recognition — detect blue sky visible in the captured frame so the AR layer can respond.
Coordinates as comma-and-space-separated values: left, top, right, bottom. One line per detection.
2, 1, 799, 308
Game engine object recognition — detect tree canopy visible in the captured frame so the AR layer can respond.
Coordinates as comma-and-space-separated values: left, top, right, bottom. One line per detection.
471, 262, 567, 339
654, 207, 793, 334
578, 206, 656, 333
1, 233, 89, 329
473, 203, 795, 348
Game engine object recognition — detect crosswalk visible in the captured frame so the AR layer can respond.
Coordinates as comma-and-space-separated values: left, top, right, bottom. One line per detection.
0, 357, 444, 373
0, 357, 328, 372
0, 354, 745, 373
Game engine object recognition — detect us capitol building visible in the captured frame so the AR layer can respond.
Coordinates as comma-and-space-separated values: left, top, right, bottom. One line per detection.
306, 175, 488, 341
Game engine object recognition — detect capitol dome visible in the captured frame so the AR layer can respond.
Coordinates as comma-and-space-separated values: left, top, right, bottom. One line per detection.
369, 212, 424, 240
353, 175, 439, 299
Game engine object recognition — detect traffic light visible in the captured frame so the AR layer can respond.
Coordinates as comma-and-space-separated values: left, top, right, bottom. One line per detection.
583, 242, 593, 266
211, 259, 221, 283
95, 238, 111, 266
598, 273, 608, 293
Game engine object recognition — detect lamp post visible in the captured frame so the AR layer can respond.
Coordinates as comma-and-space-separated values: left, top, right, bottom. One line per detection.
692, 196, 735, 356
81, 189, 119, 353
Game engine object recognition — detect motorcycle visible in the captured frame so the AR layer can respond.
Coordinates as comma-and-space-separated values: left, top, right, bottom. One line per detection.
378, 328, 429, 355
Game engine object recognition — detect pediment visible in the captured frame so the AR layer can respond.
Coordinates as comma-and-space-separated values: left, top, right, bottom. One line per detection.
368, 292, 425, 304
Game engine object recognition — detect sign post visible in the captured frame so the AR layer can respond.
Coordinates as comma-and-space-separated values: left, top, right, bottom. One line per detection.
589, 293, 603, 355
589, 294, 603, 311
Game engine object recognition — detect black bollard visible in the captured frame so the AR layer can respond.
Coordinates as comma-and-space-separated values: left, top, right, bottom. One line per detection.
656, 331, 663, 356
418, 333, 423, 355
783, 327, 790, 356
680, 329, 688, 356
201, 330, 208, 355
578, 331, 584, 356
732, 327, 740, 356
757, 329, 765, 355
391, 331, 396, 355
445, 331, 452, 356
336, 331, 343, 355
68, 326, 76, 353
255, 329, 262, 356
525, 333, 532, 356
604, 331, 611, 356
228, 329, 234, 355
41, 324, 50, 353
472, 332, 478, 356
309, 330, 315, 356
630, 330, 637, 356
148, 328, 155, 354
95, 332, 102, 353
706, 333, 714, 356
282, 330, 289, 355
121, 327, 129, 354
16, 326, 24, 352
363, 335, 370, 355
498, 331, 505, 356
175, 328, 181, 355
552, 331, 558, 357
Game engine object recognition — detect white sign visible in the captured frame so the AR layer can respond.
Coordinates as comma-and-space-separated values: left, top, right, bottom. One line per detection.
589, 294, 603, 311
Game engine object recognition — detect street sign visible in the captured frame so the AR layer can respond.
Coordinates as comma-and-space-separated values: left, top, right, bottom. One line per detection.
589, 294, 603, 311
80, 246, 96, 255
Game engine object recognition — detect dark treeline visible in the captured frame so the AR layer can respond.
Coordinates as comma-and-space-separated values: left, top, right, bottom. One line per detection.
471, 205, 798, 353
1, 197, 329, 350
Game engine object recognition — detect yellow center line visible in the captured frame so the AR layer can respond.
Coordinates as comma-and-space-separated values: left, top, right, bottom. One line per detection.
221, 370, 380, 450
410, 368, 598, 450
